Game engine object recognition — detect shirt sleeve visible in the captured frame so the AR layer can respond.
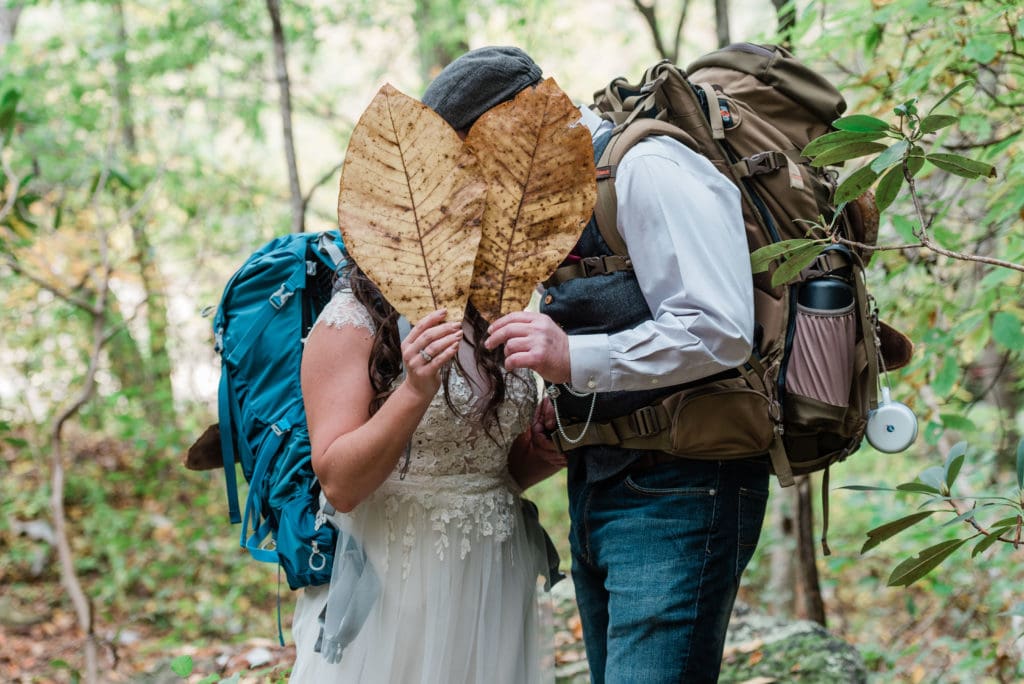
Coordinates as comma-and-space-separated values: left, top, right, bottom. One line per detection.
568, 136, 755, 393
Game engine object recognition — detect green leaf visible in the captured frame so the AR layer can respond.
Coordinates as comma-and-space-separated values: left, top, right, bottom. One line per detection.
887, 538, 968, 586
1016, 437, 1024, 491
991, 312, 1024, 351
919, 465, 946, 493
918, 115, 958, 135
932, 354, 959, 397
971, 528, 1011, 558
941, 507, 983, 528
944, 441, 967, 488
750, 239, 821, 273
897, 482, 941, 495
811, 142, 889, 167
926, 153, 997, 179
838, 484, 898, 492
770, 243, 826, 287
874, 165, 904, 213
861, 511, 937, 553
870, 139, 909, 173
928, 81, 974, 115
171, 655, 194, 677
963, 38, 998, 64
907, 147, 926, 178
835, 165, 880, 204
891, 215, 918, 243
939, 413, 975, 432
803, 130, 889, 157
833, 115, 891, 133
864, 24, 883, 55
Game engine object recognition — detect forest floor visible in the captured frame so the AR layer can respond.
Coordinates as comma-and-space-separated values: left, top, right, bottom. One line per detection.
4, 431, 1023, 683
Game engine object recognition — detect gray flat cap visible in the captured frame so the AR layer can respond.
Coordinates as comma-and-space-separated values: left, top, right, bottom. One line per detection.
422, 46, 543, 131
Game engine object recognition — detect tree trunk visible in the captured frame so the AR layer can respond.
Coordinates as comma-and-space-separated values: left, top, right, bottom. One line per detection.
0, 4, 23, 49
265, 0, 304, 233
112, 0, 136, 152
413, 0, 469, 84
794, 476, 827, 626
109, 1, 176, 427
714, 0, 730, 49
767, 484, 796, 616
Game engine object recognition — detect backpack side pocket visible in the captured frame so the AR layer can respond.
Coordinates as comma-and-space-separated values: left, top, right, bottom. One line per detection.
785, 300, 856, 407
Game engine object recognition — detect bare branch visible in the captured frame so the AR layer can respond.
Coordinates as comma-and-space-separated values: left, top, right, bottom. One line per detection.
301, 159, 346, 216
631, 0, 671, 61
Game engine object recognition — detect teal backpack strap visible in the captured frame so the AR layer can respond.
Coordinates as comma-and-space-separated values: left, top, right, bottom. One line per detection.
240, 416, 294, 562
227, 264, 307, 366
218, 372, 241, 524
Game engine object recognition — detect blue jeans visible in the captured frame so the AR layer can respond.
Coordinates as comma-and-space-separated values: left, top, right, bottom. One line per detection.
568, 456, 770, 683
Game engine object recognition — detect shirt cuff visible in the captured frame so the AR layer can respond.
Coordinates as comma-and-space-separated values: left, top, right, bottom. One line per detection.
568, 333, 611, 393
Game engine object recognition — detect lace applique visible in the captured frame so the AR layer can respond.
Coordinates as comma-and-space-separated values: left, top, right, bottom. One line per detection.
357, 368, 537, 571
314, 288, 375, 335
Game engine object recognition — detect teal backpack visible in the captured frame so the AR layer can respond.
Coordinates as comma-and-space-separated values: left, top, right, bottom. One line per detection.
187, 230, 347, 592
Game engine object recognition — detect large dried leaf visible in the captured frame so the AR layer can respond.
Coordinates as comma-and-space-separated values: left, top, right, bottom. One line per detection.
465, 78, 596, 321
337, 83, 486, 323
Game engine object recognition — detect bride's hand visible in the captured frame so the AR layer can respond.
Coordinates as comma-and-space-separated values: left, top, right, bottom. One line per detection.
401, 309, 462, 401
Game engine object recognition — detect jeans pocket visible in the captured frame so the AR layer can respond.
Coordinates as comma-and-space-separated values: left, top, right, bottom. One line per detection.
622, 461, 718, 497
736, 485, 769, 579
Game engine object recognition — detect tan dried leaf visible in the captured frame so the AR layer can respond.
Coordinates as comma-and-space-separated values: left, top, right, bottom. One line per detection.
465, 77, 596, 321
337, 83, 486, 323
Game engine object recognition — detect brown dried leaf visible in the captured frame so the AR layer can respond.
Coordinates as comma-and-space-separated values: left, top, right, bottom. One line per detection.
337, 83, 486, 323
465, 78, 596, 321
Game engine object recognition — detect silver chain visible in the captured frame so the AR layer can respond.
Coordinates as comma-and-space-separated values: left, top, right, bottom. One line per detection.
546, 384, 597, 445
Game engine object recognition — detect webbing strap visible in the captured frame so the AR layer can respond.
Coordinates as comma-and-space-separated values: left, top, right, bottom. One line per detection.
694, 82, 725, 139
855, 266, 881, 411
546, 255, 633, 286
227, 265, 306, 366
552, 404, 672, 453
768, 431, 794, 487
317, 232, 346, 268
239, 417, 293, 562
820, 467, 832, 556
218, 372, 241, 524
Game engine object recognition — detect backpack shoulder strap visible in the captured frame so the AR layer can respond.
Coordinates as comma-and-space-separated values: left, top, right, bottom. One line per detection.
594, 118, 702, 257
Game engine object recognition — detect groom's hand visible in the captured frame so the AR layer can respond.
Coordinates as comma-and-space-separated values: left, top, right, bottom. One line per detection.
484, 311, 571, 384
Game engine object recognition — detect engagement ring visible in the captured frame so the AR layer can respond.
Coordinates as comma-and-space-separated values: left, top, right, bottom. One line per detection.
419, 349, 433, 362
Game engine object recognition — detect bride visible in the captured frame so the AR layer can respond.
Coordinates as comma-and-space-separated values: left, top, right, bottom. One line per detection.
289, 260, 563, 683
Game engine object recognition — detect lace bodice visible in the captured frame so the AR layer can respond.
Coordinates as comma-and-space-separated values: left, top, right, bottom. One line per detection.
314, 289, 539, 565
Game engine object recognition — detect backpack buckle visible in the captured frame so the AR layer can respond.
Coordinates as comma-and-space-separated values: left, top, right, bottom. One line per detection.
269, 284, 294, 309
630, 406, 662, 438
747, 151, 784, 176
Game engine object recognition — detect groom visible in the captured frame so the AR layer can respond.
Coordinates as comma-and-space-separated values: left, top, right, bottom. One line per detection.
423, 46, 769, 683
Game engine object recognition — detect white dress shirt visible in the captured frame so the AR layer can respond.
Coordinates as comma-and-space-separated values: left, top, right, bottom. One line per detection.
568, 107, 755, 393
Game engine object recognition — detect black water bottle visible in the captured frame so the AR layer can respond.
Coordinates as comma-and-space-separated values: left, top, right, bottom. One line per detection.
798, 245, 854, 310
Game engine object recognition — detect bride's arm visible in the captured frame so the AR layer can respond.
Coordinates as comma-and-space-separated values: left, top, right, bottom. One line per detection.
302, 308, 463, 513
507, 397, 566, 489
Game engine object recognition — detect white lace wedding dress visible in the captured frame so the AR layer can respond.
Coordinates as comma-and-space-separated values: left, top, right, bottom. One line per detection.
289, 290, 554, 683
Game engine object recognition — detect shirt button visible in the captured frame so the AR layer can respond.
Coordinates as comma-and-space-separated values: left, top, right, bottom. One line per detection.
544, 294, 553, 305
587, 379, 597, 389
651, 378, 659, 385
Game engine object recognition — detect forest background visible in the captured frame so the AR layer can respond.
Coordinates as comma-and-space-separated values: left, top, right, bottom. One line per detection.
1, 0, 1022, 682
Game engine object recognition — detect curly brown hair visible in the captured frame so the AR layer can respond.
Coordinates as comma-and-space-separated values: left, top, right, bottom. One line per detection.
340, 261, 529, 443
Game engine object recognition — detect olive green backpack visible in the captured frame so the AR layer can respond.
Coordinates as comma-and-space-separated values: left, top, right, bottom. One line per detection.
551, 43, 911, 492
